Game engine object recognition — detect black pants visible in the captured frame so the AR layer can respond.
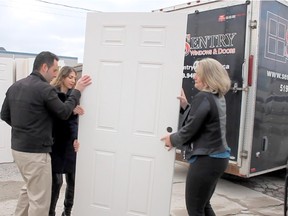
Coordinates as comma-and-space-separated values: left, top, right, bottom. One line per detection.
49, 172, 75, 216
185, 156, 228, 216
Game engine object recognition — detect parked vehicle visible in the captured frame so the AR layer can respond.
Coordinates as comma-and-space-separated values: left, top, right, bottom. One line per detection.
154, 0, 288, 177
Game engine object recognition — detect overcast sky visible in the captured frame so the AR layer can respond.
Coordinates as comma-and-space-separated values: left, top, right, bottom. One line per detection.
0, 0, 189, 63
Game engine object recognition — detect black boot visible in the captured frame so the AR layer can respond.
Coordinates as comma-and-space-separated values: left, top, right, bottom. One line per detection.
62, 172, 75, 216
49, 173, 63, 216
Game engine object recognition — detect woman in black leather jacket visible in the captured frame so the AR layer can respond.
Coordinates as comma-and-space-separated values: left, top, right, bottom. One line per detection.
161, 58, 231, 216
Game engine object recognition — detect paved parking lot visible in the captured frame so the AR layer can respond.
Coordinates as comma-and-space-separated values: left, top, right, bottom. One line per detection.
0, 161, 285, 216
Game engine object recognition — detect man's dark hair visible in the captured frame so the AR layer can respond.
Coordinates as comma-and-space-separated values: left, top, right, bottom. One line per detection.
33, 51, 59, 71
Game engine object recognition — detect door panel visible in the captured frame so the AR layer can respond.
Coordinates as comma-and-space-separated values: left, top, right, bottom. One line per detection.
74, 12, 187, 216
251, 1, 288, 173
0, 58, 14, 163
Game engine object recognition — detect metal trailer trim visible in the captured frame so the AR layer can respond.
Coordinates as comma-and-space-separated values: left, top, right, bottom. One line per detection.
234, 0, 254, 176
237, 0, 262, 177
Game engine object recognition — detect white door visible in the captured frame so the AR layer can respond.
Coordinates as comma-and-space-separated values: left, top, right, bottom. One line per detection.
0, 58, 14, 163
74, 12, 187, 216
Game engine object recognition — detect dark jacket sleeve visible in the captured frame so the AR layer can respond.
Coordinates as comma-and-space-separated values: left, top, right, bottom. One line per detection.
178, 104, 190, 130
65, 90, 79, 140
170, 93, 211, 148
0, 96, 11, 125
57, 90, 79, 141
69, 114, 79, 140
43, 86, 81, 120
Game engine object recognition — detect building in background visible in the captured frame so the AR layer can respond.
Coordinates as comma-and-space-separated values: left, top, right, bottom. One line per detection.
0, 49, 78, 66
0, 49, 78, 163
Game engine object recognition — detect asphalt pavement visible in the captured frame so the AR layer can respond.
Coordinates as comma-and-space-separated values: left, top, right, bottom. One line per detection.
0, 161, 285, 216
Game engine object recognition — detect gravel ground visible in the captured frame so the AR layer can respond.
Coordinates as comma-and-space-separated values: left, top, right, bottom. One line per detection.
0, 162, 65, 216
0, 163, 22, 182
1, 162, 287, 215
0, 162, 23, 202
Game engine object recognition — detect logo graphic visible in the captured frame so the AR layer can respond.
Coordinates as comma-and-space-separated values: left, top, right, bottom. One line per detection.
185, 34, 191, 56
218, 15, 226, 22
265, 11, 288, 63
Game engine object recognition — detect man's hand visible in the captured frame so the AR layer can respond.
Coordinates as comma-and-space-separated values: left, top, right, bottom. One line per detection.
75, 75, 92, 92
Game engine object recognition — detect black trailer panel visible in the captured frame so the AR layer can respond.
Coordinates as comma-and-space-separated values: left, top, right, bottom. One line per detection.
183, 4, 247, 163
155, 0, 288, 177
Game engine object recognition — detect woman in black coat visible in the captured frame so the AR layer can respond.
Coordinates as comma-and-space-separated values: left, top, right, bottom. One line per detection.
49, 66, 83, 216
161, 58, 231, 216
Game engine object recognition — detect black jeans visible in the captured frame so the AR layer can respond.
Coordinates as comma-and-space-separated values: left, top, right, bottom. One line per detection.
49, 172, 75, 216
185, 156, 228, 216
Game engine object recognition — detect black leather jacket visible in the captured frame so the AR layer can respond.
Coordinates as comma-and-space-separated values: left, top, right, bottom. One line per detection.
171, 91, 228, 160
0, 71, 81, 153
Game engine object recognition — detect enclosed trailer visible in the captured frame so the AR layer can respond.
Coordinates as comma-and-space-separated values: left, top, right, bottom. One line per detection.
154, 0, 288, 177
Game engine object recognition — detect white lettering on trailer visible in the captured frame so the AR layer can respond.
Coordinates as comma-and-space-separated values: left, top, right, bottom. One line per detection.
190, 33, 237, 49
267, 70, 288, 80
280, 84, 288, 92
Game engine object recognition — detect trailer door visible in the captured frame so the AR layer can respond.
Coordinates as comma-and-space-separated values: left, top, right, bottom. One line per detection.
74, 12, 186, 216
182, 4, 248, 163
250, 0, 288, 174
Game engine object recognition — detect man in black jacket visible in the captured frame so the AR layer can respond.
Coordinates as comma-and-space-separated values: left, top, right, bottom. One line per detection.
0, 51, 91, 216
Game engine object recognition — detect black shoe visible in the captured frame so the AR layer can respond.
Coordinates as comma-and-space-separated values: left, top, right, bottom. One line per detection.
61, 212, 71, 216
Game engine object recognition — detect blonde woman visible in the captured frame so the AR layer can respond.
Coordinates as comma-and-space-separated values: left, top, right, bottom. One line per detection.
161, 58, 231, 216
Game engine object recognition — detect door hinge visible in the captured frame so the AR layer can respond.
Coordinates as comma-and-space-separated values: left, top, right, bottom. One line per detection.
249, 20, 257, 29
240, 150, 248, 159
